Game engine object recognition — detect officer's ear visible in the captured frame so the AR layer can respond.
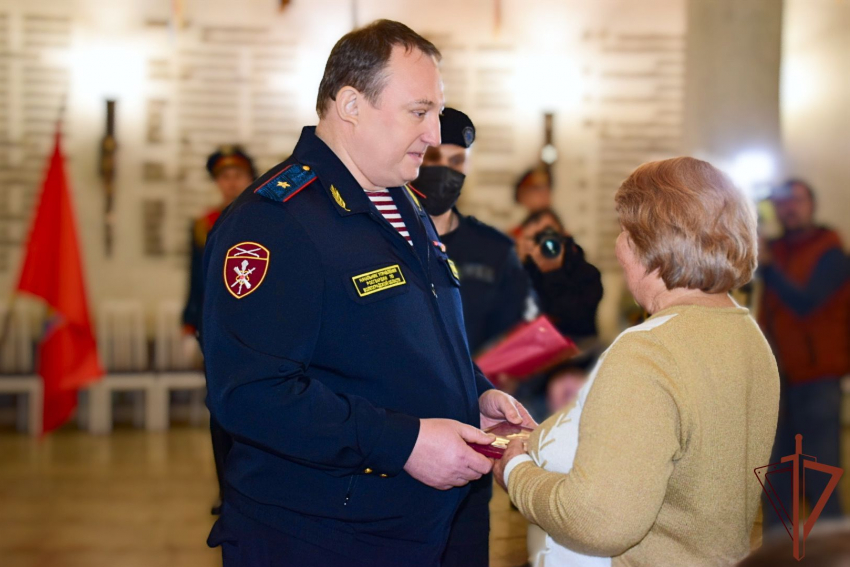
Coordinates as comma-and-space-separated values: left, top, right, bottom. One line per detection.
334, 86, 360, 127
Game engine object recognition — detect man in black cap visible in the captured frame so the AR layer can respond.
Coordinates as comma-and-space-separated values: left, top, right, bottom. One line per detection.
414, 108, 535, 356
183, 145, 255, 515
412, 108, 535, 567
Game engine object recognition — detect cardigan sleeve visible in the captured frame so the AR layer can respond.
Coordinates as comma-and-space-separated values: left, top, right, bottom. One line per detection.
507, 331, 683, 557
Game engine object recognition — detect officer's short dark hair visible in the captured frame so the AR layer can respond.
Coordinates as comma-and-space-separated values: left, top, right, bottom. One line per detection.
316, 19, 441, 118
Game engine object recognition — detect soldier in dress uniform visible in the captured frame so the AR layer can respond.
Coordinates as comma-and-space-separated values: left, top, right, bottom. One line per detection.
182, 145, 255, 515
201, 20, 535, 567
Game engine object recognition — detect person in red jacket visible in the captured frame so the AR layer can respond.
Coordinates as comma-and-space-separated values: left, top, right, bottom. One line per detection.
759, 179, 849, 530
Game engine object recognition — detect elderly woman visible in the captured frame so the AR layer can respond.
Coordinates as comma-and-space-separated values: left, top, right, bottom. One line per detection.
494, 157, 780, 566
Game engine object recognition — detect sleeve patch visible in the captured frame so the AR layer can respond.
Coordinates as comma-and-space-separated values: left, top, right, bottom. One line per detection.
224, 242, 271, 299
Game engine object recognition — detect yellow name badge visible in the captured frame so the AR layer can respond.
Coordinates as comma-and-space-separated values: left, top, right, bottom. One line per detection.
352, 265, 407, 297
447, 258, 460, 281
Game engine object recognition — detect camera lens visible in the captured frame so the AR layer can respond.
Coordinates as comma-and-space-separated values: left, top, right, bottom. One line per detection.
540, 237, 562, 259
534, 227, 564, 259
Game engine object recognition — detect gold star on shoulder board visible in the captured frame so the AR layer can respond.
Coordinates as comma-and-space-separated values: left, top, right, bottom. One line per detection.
277, 181, 291, 189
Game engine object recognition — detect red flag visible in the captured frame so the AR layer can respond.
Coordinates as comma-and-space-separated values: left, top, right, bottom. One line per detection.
16, 128, 103, 434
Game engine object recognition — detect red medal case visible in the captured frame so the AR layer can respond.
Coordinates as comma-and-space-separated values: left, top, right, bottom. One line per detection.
468, 422, 534, 459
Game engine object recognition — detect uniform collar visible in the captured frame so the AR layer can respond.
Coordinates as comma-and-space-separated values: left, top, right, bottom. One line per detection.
292, 126, 389, 217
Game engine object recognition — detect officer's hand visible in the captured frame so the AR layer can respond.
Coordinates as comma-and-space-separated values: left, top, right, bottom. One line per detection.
403, 419, 496, 490
479, 389, 537, 431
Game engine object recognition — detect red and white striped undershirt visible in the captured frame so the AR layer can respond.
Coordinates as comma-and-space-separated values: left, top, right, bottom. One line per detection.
365, 189, 413, 245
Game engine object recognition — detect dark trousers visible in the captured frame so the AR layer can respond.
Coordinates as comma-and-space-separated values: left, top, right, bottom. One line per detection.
763, 377, 844, 532
210, 502, 446, 567
210, 503, 374, 567
441, 473, 492, 567
211, 415, 234, 502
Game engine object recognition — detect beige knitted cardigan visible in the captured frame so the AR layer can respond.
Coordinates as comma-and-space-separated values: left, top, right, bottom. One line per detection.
508, 305, 780, 566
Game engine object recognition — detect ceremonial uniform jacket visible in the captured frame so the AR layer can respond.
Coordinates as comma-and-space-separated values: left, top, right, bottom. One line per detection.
201, 127, 492, 564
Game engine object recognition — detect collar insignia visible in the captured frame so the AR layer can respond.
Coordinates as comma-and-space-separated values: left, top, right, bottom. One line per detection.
331, 185, 350, 211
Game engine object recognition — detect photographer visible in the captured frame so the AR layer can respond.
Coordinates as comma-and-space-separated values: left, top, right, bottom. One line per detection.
517, 208, 603, 342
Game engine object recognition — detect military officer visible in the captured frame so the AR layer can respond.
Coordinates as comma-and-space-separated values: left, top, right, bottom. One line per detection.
201, 20, 534, 567
411, 108, 536, 567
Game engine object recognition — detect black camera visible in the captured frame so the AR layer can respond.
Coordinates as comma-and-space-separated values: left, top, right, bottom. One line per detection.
534, 227, 565, 259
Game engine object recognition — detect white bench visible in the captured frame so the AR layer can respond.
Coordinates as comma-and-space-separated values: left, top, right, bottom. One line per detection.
81, 301, 157, 434
149, 301, 207, 430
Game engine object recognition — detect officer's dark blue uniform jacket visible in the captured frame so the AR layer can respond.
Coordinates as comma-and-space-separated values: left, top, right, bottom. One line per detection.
202, 127, 493, 564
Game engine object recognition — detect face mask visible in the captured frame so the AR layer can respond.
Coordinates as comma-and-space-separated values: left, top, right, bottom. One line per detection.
413, 166, 466, 216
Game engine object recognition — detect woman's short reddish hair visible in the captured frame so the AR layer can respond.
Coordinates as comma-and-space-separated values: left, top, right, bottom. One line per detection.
614, 157, 757, 293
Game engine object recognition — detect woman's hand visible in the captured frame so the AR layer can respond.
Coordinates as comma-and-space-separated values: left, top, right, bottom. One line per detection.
493, 437, 529, 491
